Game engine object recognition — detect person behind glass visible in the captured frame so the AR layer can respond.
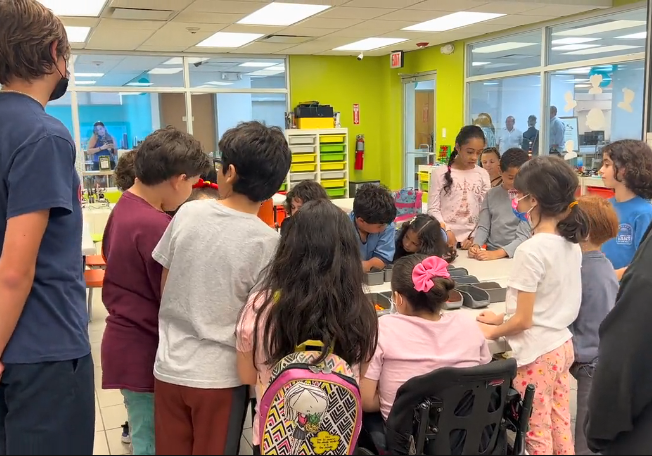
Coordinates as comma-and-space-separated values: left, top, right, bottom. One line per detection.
480, 147, 502, 187
473, 112, 496, 148
280, 180, 328, 236
522, 115, 539, 155
549, 106, 566, 155
496, 116, 523, 154
87, 121, 117, 170
428, 125, 491, 251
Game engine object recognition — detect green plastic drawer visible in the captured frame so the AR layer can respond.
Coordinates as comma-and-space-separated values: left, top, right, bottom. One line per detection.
320, 144, 345, 153
326, 187, 347, 198
321, 152, 346, 162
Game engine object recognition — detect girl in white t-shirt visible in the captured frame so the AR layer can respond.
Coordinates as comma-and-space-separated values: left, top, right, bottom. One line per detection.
477, 156, 588, 456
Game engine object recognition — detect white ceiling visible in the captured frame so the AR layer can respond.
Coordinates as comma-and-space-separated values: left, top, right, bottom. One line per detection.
62, 0, 613, 57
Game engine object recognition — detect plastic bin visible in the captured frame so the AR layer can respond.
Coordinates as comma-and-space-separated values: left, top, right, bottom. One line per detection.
297, 117, 334, 129
444, 289, 463, 310
587, 186, 615, 199
456, 285, 490, 309
418, 171, 430, 183
290, 172, 316, 182
454, 275, 480, 284
320, 135, 345, 144
364, 270, 385, 286
292, 153, 317, 163
472, 282, 507, 303
321, 171, 345, 180
291, 163, 316, 173
384, 264, 393, 282
288, 136, 315, 145
448, 267, 469, 277
326, 187, 347, 198
278, 183, 287, 191
321, 162, 347, 171
321, 152, 346, 162
321, 178, 347, 188
290, 145, 316, 154
320, 144, 346, 153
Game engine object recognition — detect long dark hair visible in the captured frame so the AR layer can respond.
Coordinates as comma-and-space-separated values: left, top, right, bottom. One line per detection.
394, 214, 448, 261
443, 125, 486, 195
514, 156, 588, 243
253, 199, 378, 367
391, 254, 455, 314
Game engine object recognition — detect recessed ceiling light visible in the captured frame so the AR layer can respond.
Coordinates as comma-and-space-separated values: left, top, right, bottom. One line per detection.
334, 37, 408, 51
204, 81, 234, 86
616, 32, 647, 39
38, 0, 107, 17
554, 20, 646, 36
551, 38, 600, 44
238, 2, 330, 26
574, 84, 591, 88
483, 82, 499, 86
163, 57, 210, 65
239, 62, 275, 68
563, 44, 642, 55
562, 67, 592, 74
148, 68, 183, 75
74, 80, 96, 85
119, 92, 142, 96
126, 82, 153, 87
197, 32, 264, 48
404, 12, 504, 32
552, 44, 600, 51
564, 78, 589, 83
472, 42, 537, 53
472, 62, 491, 66
75, 73, 104, 77
65, 26, 91, 43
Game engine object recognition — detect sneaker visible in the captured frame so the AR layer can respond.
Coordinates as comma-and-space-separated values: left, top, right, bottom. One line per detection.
121, 421, 131, 445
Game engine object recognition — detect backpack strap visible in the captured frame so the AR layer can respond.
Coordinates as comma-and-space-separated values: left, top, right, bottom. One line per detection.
295, 340, 335, 354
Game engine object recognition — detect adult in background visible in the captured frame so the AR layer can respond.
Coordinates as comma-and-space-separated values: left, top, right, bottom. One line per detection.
496, 116, 523, 154
549, 106, 566, 155
87, 121, 117, 170
522, 115, 539, 155
0, 1, 94, 454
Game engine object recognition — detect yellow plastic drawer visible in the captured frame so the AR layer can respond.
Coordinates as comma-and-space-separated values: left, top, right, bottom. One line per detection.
291, 163, 316, 173
320, 161, 347, 171
292, 153, 316, 164
320, 135, 345, 144
321, 178, 347, 188
418, 171, 430, 182
297, 118, 334, 129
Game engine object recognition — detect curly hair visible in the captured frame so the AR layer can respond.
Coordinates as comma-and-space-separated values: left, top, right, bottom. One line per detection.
114, 150, 136, 191
353, 184, 396, 225
603, 140, 652, 199
284, 181, 328, 214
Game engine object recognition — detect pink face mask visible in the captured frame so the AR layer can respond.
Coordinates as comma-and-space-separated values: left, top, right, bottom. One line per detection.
511, 193, 531, 223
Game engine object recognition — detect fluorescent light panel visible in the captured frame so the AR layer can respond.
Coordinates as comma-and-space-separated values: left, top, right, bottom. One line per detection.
472, 62, 491, 66
163, 57, 209, 65
75, 73, 104, 77
65, 26, 91, 43
483, 82, 499, 85
552, 44, 600, 51
554, 20, 646, 36
551, 38, 600, 44
617, 32, 647, 39
148, 67, 183, 75
238, 2, 330, 26
334, 37, 408, 51
472, 42, 537, 54
239, 62, 275, 67
204, 81, 233, 86
563, 44, 642, 55
197, 32, 263, 48
126, 82, 153, 87
38, 0, 106, 17
74, 81, 96, 85
404, 12, 504, 32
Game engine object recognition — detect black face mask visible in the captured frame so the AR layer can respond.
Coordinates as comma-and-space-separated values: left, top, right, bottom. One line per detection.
49, 65, 69, 101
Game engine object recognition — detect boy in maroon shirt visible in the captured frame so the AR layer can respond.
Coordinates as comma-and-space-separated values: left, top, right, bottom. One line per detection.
101, 127, 210, 455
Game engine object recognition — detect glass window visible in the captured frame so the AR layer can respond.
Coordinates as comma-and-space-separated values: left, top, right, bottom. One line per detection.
546, 61, 645, 164
188, 57, 286, 89
468, 31, 542, 77
44, 91, 74, 136
468, 75, 542, 155
547, 8, 646, 66
78, 91, 173, 189
73, 54, 185, 88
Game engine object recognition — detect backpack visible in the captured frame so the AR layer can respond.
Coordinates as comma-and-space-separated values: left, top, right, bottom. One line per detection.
258, 340, 362, 455
393, 188, 423, 223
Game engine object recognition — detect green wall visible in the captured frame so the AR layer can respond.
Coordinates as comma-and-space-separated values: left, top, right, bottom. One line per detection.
289, 42, 466, 190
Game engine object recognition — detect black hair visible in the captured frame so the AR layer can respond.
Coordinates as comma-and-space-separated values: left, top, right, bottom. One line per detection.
391, 254, 455, 314
443, 125, 486, 195
134, 126, 211, 186
353, 183, 396, 225
252, 199, 379, 367
187, 163, 220, 202
114, 149, 136, 191
219, 121, 291, 203
513, 156, 588, 243
481, 147, 500, 162
603, 139, 652, 199
500, 148, 529, 173
394, 214, 447, 261
284, 181, 328, 214
94, 121, 105, 128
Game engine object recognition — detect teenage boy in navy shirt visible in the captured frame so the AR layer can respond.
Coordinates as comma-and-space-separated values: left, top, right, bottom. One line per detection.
0, 0, 94, 454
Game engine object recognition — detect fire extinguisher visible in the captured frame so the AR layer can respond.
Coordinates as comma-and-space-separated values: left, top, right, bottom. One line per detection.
355, 134, 364, 170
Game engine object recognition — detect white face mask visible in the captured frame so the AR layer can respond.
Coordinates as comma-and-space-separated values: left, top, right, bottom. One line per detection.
390, 292, 399, 314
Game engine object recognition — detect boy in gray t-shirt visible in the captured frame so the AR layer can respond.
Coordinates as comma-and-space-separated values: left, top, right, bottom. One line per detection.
151, 122, 291, 455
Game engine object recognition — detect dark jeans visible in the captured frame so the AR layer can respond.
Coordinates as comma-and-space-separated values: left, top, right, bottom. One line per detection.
0, 354, 95, 455
571, 362, 595, 456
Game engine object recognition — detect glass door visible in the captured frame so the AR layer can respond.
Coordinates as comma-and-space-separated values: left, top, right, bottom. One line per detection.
403, 74, 436, 188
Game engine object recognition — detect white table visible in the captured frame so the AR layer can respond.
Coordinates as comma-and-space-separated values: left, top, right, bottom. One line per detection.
81, 222, 96, 256
366, 255, 513, 355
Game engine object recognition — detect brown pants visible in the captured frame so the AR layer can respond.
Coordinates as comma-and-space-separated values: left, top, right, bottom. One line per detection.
154, 379, 248, 455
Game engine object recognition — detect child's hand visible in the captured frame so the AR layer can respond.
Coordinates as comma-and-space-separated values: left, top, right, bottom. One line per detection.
477, 311, 502, 326
460, 238, 474, 250
446, 230, 457, 248
468, 244, 480, 257
475, 249, 507, 261
478, 322, 497, 340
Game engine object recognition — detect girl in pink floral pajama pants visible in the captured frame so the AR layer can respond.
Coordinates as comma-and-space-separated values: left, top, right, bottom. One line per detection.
514, 339, 575, 455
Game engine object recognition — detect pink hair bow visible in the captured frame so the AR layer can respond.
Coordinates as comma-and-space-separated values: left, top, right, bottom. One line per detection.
412, 256, 451, 293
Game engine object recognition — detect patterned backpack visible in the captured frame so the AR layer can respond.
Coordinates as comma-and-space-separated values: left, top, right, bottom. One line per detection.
258, 340, 362, 455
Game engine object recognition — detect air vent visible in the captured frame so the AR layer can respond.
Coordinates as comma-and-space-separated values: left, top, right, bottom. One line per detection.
260, 35, 313, 44
111, 8, 174, 21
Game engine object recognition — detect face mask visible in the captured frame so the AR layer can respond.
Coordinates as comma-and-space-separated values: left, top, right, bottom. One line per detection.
511, 193, 531, 223
49, 63, 69, 101
389, 293, 399, 314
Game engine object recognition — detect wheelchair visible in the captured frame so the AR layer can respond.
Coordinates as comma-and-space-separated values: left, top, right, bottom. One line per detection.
357, 359, 535, 455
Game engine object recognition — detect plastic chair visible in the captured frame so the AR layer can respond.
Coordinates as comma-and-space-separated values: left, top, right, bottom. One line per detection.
361, 359, 534, 455
85, 254, 106, 269
257, 199, 275, 228
84, 269, 105, 322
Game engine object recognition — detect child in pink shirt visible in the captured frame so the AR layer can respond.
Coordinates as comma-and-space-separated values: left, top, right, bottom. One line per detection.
361, 254, 491, 420
428, 125, 491, 249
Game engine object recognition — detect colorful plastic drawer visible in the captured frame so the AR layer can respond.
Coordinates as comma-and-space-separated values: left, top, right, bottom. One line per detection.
321, 171, 345, 180
420, 181, 429, 192
321, 179, 346, 188
320, 144, 345, 153
320, 162, 347, 171
320, 135, 345, 144
320, 152, 345, 162
297, 118, 334, 129
288, 136, 315, 145
326, 187, 347, 198
291, 163, 317, 173
292, 153, 316, 163
418, 171, 430, 183
290, 145, 316, 154
290, 172, 317, 182
279, 183, 287, 191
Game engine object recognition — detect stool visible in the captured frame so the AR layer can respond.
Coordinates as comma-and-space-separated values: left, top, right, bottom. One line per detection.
84, 269, 104, 322
85, 254, 106, 269
257, 199, 275, 228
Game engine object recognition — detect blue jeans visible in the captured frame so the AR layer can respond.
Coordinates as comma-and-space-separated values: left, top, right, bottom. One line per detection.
121, 390, 155, 455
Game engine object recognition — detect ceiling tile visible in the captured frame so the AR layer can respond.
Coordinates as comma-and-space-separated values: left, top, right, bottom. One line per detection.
86, 21, 157, 50
352, 19, 417, 32
317, 7, 397, 20
173, 12, 245, 23
60, 17, 100, 27
95, 18, 163, 30
219, 24, 286, 34
343, 0, 423, 8
185, 0, 266, 14
295, 17, 366, 29
408, 0, 490, 11
278, 26, 336, 37
375, 9, 449, 22
138, 44, 189, 52
489, 15, 552, 27
525, 5, 602, 16
109, 0, 195, 10
469, 2, 548, 15
236, 42, 296, 53
140, 22, 227, 48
